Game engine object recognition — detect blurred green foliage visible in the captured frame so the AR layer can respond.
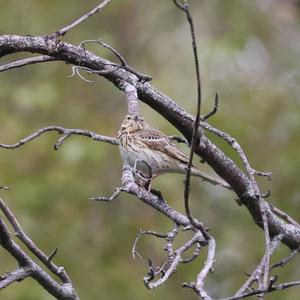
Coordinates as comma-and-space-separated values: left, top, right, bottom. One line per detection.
0, 0, 300, 299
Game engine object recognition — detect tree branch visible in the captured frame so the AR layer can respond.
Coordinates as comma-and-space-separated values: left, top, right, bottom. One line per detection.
0, 55, 57, 72
48, 0, 112, 38
1, 34, 299, 250
0, 126, 117, 151
0, 267, 31, 290
0, 212, 79, 299
0, 198, 73, 285
1, 3, 300, 298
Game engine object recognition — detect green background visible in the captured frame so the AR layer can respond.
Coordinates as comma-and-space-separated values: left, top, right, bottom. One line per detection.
0, 0, 300, 299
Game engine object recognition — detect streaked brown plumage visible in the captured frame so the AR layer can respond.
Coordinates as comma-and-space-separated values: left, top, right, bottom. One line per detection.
117, 114, 230, 189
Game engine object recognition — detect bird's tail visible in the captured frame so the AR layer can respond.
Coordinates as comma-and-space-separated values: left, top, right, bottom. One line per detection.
191, 167, 231, 190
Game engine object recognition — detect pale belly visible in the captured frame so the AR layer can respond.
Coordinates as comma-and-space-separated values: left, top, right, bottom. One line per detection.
118, 144, 181, 177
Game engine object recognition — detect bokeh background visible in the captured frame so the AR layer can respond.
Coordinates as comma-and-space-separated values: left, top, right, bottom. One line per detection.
1, 0, 300, 299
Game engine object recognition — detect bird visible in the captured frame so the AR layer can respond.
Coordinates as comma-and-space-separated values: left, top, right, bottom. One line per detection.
117, 114, 231, 190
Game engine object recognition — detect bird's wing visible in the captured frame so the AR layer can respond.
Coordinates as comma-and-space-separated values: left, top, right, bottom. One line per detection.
136, 129, 190, 164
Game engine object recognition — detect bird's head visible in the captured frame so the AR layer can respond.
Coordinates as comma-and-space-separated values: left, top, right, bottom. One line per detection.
120, 114, 145, 132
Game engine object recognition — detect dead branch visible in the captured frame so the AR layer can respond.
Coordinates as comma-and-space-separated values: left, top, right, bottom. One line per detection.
80, 39, 151, 82
270, 245, 300, 271
0, 198, 79, 299
0, 126, 117, 151
48, 0, 112, 39
234, 235, 282, 297
0, 267, 31, 290
223, 280, 300, 300
0, 198, 73, 284
1, 1, 300, 299
0, 55, 57, 72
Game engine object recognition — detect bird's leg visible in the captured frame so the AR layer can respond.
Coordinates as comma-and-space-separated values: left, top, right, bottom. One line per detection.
133, 159, 153, 191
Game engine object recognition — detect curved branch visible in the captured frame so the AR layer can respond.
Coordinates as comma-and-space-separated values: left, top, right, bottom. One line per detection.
0, 34, 300, 251
0, 267, 31, 290
0, 198, 73, 284
0, 55, 57, 72
48, 0, 112, 38
0, 216, 78, 299
0, 126, 117, 150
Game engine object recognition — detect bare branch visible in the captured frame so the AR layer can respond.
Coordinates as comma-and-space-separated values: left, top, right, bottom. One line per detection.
90, 187, 127, 202
120, 165, 192, 226
145, 230, 205, 290
174, 0, 208, 240
180, 242, 202, 263
0, 267, 31, 290
49, 0, 112, 38
234, 235, 282, 297
0, 55, 57, 72
66, 64, 120, 82
132, 229, 169, 261
261, 203, 271, 289
0, 126, 117, 151
80, 39, 127, 66
80, 39, 152, 82
195, 237, 216, 294
201, 93, 219, 121
270, 246, 300, 270
0, 198, 73, 285
202, 121, 272, 182
183, 237, 216, 300
0, 216, 79, 299
223, 281, 300, 300
123, 83, 140, 116
270, 205, 299, 227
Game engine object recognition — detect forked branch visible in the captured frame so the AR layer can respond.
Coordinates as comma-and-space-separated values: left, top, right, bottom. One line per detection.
0, 198, 79, 299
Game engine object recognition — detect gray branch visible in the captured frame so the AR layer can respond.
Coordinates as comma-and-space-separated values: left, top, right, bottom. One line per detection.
1, 34, 300, 250
0, 55, 57, 72
48, 0, 112, 38
0, 209, 79, 299
0, 126, 117, 150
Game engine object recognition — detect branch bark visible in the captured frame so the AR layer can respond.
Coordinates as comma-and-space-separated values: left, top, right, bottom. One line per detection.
1, 33, 300, 250
0, 215, 79, 299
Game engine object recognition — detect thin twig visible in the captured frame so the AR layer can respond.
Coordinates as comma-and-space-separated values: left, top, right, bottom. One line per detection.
201, 93, 219, 121
0, 55, 57, 72
196, 237, 216, 289
234, 235, 282, 296
223, 281, 300, 300
66, 65, 118, 82
91, 187, 127, 202
0, 126, 117, 151
173, 0, 206, 233
164, 224, 180, 258
146, 231, 204, 290
132, 229, 168, 261
0, 198, 72, 284
180, 242, 202, 263
201, 122, 272, 182
261, 204, 271, 289
80, 39, 152, 82
48, 0, 112, 38
270, 246, 300, 270
0, 267, 31, 290
0, 216, 79, 299
270, 205, 300, 227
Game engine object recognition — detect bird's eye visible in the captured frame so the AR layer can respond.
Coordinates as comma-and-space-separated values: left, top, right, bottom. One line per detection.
127, 116, 131, 120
